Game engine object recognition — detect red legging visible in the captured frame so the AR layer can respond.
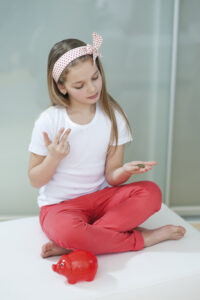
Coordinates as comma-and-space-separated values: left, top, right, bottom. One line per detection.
39, 180, 162, 255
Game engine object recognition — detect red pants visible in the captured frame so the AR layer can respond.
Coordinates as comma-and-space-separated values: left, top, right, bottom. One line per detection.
39, 181, 162, 255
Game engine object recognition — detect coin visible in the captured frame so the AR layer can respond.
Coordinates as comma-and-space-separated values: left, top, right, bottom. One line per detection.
136, 164, 145, 168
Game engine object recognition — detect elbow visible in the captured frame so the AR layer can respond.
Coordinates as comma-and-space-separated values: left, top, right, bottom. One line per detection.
105, 174, 111, 186
106, 179, 119, 187
106, 176, 113, 186
105, 168, 127, 186
29, 178, 41, 189
105, 174, 118, 187
31, 182, 42, 189
28, 172, 42, 189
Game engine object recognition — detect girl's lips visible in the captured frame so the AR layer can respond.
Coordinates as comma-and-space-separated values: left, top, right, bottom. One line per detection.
88, 92, 98, 99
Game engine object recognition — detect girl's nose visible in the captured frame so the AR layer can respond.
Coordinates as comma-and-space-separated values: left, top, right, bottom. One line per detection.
87, 82, 96, 93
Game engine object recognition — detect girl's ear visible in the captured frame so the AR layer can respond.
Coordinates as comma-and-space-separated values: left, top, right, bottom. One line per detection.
57, 83, 68, 95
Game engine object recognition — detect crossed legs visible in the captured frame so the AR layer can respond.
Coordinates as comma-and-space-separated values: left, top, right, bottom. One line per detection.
40, 181, 186, 258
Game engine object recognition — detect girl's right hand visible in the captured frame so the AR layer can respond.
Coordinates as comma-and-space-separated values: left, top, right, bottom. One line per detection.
43, 127, 71, 161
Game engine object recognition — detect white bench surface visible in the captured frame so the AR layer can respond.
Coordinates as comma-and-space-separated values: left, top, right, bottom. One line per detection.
1, 203, 200, 300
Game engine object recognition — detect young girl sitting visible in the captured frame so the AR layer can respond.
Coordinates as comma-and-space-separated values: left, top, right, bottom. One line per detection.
28, 32, 186, 258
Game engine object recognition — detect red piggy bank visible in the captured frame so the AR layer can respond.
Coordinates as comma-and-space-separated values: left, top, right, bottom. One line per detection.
52, 250, 98, 284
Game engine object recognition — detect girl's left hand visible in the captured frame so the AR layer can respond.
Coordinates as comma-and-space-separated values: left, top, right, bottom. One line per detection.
122, 161, 158, 175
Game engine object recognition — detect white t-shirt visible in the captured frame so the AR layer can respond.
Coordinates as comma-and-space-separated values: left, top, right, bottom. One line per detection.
28, 101, 133, 207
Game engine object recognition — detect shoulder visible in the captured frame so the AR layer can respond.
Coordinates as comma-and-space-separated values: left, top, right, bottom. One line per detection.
98, 102, 124, 120
98, 102, 128, 129
112, 105, 133, 145
113, 106, 128, 127
38, 104, 64, 117
29, 105, 65, 150
35, 105, 65, 123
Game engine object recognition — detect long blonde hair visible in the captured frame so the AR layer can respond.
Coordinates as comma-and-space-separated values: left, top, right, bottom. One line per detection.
47, 37, 132, 152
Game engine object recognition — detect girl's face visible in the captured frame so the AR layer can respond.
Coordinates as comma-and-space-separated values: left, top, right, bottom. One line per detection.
58, 58, 102, 106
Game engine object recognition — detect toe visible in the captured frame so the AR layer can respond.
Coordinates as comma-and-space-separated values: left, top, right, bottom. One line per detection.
179, 226, 186, 234
41, 242, 53, 258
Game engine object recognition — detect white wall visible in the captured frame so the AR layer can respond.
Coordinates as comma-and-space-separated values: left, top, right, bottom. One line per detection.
0, 0, 178, 217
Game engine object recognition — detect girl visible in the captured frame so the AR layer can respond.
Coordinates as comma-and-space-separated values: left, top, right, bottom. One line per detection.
28, 32, 186, 258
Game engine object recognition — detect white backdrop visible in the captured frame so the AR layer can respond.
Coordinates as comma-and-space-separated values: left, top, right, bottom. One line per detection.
1, 0, 187, 218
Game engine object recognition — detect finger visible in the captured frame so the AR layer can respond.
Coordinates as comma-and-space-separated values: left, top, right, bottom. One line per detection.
145, 161, 158, 166
53, 128, 65, 145
126, 165, 140, 172
43, 132, 52, 147
130, 161, 157, 167
132, 165, 151, 172
60, 138, 70, 148
61, 141, 70, 155
60, 128, 71, 144
146, 166, 152, 171
61, 141, 70, 151
129, 162, 146, 168
133, 164, 153, 173
64, 142, 70, 153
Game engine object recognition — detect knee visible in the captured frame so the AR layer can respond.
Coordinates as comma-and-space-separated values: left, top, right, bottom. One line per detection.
55, 221, 88, 250
142, 181, 162, 212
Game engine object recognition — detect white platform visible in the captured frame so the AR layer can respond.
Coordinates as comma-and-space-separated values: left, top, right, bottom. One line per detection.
1, 203, 200, 300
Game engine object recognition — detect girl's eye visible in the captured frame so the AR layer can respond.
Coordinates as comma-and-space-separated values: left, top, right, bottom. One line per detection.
93, 75, 99, 81
74, 75, 99, 89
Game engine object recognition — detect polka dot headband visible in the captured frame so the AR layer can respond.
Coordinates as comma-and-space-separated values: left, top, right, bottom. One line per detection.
52, 32, 103, 83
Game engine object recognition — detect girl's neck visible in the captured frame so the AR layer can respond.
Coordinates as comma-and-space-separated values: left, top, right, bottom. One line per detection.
67, 101, 96, 115
66, 102, 96, 125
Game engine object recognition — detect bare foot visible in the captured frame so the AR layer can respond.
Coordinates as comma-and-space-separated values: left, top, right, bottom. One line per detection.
41, 241, 72, 258
136, 225, 186, 247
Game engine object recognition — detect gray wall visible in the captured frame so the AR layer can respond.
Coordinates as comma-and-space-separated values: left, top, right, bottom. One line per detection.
1, 0, 198, 218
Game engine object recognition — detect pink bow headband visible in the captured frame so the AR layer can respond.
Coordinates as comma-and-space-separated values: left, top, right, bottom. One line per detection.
52, 32, 103, 83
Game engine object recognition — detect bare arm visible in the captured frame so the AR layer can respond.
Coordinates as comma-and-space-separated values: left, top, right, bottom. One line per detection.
28, 153, 61, 188
28, 127, 71, 188
105, 144, 157, 186
105, 145, 131, 186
